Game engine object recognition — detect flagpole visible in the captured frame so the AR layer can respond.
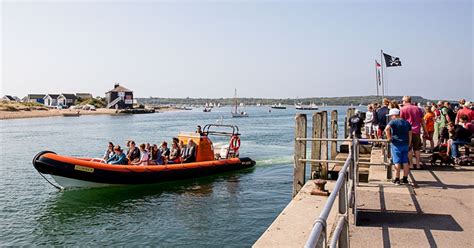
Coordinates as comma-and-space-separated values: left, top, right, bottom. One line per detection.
380, 49, 385, 102
375, 60, 379, 101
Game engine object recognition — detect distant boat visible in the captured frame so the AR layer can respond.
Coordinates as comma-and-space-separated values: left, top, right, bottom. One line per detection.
62, 111, 80, 117
231, 89, 248, 118
271, 103, 287, 109
203, 107, 212, 112
295, 102, 318, 110
181, 106, 192, 110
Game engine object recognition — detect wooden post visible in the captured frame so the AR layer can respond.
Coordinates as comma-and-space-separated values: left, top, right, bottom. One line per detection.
321, 111, 328, 179
331, 110, 338, 160
311, 112, 322, 179
293, 114, 307, 197
345, 108, 351, 138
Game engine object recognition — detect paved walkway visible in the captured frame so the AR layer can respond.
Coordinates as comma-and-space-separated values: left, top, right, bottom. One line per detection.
351, 149, 474, 247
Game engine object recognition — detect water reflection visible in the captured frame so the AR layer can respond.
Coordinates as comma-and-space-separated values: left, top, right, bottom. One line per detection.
32, 168, 254, 245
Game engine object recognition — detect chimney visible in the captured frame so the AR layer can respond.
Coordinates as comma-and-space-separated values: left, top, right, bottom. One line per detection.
114, 83, 119, 88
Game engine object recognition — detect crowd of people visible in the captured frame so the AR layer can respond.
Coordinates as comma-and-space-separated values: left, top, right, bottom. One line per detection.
102, 126, 205, 166
349, 96, 473, 185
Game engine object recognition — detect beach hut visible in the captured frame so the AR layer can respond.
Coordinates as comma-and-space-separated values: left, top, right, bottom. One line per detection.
57, 94, 77, 107
105, 83, 133, 109
1, 95, 17, 102
43, 94, 60, 107
24, 94, 46, 104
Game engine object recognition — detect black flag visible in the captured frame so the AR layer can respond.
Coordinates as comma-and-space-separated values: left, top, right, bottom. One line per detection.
383, 53, 402, 67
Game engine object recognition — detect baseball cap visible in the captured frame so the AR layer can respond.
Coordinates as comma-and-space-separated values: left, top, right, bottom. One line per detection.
354, 109, 360, 114
387, 108, 400, 116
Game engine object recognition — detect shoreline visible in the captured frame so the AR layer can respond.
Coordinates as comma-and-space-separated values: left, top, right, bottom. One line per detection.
0, 107, 177, 120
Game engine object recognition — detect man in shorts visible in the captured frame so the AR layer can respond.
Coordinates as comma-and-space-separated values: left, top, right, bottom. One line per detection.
376, 98, 390, 139
400, 96, 426, 169
385, 108, 412, 185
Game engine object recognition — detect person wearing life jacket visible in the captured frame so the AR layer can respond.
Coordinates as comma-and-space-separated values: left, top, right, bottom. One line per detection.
107, 145, 128, 165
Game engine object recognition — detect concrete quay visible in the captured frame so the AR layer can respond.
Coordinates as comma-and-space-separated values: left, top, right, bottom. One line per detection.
255, 146, 474, 247
352, 148, 474, 248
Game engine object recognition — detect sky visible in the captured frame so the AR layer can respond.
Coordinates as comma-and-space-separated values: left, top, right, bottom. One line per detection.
1, 0, 473, 100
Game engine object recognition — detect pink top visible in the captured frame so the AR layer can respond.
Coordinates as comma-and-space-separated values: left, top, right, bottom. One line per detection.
400, 104, 424, 135
456, 107, 474, 123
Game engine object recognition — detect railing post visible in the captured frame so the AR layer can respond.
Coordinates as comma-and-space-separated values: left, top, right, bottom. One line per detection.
384, 142, 392, 179
339, 218, 349, 248
293, 114, 307, 197
353, 138, 359, 226
321, 111, 328, 179
331, 110, 338, 160
311, 113, 322, 179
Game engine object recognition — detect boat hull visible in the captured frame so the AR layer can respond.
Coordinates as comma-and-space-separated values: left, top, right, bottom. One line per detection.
33, 151, 255, 188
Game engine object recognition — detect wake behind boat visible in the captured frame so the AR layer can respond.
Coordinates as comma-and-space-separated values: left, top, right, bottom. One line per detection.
32, 124, 255, 189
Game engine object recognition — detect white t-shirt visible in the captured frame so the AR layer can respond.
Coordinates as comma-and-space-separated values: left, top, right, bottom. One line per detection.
140, 151, 149, 165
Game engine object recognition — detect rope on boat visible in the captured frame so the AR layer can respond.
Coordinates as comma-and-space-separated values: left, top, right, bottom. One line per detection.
36, 171, 64, 191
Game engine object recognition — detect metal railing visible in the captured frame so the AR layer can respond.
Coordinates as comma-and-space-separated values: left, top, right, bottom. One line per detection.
302, 138, 391, 248
304, 139, 355, 248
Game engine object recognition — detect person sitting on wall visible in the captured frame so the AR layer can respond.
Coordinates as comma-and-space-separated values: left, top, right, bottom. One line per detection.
447, 121, 472, 164
182, 139, 197, 163
107, 145, 128, 165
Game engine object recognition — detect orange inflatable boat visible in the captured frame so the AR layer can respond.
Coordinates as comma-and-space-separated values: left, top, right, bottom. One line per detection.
33, 124, 255, 189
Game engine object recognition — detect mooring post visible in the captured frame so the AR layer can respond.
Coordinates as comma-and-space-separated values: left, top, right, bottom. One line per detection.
321, 111, 328, 179
293, 114, 307, 197
331, 110, 338, 160
345, 108, 351, 138
311, 112, 322, 179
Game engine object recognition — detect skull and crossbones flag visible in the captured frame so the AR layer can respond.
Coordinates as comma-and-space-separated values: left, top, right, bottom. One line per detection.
383, 53, 402, 67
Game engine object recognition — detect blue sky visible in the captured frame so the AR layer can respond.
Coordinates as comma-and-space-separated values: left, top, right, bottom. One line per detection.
1, 0, 472, 100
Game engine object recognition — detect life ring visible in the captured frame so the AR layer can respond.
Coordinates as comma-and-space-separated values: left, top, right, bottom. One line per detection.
229, 135, 241, 151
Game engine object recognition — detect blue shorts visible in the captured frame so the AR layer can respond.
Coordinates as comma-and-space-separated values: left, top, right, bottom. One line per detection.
391, 145, 409, 164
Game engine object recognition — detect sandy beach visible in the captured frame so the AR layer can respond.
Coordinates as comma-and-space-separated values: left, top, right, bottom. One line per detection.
0, 107, 177, 120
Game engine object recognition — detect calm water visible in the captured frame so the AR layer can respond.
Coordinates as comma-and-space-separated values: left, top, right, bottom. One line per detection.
0, 106, 355, 246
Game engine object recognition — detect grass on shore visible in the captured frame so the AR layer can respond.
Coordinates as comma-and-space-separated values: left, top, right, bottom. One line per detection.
0, 101, 49, 111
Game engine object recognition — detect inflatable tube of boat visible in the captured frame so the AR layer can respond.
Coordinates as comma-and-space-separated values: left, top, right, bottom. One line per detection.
32, 151, 256, 188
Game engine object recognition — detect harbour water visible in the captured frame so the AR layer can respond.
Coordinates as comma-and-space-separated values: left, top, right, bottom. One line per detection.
0, 106, 355, 246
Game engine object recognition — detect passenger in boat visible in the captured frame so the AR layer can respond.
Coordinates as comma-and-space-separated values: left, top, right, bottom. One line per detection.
127, 141, 141, 164
107, 145, 128, 165
145, 143, 151, 153
196, 125, 205, 136
168, 138, 181, 164
103, 142, 115, 160
132, 143, 149, 165
182, 139, 197, 163
159, 141, 170, 161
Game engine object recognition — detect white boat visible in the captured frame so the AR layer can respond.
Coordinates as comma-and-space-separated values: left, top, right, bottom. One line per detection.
271, 103, 287, 109
295, 102, 318, 110
231, 89, 248, 118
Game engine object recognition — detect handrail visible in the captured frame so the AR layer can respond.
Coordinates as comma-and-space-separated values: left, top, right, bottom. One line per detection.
304, 151, 352, 248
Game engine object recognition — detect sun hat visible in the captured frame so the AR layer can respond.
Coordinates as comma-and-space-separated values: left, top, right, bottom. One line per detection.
387, 108, 400, 116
